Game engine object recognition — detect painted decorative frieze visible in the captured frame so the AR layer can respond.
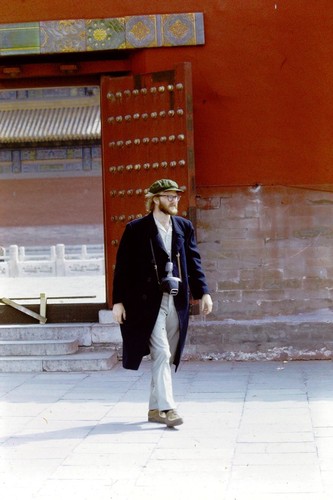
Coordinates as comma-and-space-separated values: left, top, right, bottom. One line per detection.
40, 20, 86, 54
0, 146, 102, 179
87, 18, 126, 51
0, 13, 204, 57
0, 22, 40, 56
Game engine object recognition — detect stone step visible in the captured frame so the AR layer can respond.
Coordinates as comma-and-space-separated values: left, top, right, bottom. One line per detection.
0, 339, 79, 357
0, 322, 121, 347
0, 351, 118, 373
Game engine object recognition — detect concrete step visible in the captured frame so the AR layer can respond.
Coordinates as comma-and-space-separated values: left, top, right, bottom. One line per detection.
0, 350, 118, 372
0, 320, 121, 373
0, 339, 79, 357
0, 322, 121, 347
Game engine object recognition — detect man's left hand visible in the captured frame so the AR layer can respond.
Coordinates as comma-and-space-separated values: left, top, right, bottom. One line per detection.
201, 294, 213, 315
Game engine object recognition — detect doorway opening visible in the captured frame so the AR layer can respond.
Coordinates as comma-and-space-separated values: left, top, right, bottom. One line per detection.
0, 50, 132, 323
0, 85, 106, 321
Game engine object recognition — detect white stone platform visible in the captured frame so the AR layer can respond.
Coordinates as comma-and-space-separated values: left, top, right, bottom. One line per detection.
1, 360, 333, 499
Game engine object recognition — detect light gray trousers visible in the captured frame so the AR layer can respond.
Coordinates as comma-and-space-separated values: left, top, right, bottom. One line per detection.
149, 293, 180, 410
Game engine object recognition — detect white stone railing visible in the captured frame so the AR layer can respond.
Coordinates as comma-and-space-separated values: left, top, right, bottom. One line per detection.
0, 244, 105, 277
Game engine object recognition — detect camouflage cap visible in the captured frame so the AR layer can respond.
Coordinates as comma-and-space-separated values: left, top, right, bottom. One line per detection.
145, 179, 184, 197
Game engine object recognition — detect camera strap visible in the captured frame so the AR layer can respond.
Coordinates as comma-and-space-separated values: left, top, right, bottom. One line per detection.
149, 239, 182, 284
177, 252, 182, 282
150, 239, 161, 285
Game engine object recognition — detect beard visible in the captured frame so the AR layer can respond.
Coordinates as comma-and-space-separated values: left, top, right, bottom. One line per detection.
159, 200, 178, 216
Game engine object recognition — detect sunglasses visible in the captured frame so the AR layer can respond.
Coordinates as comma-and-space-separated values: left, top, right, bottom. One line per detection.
157, 194, 181, 202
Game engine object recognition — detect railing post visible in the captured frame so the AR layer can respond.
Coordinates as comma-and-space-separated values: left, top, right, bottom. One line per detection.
81, 245, 88, 259
55, 244, 66, 276
18, 246, 25, 261
9, 245, 19, 277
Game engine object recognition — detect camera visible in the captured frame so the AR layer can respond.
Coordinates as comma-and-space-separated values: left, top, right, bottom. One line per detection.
160, 276, 181, 295
159, 261, 181, 295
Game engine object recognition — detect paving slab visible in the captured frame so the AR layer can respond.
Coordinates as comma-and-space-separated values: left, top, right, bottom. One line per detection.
1, 360, 333, 499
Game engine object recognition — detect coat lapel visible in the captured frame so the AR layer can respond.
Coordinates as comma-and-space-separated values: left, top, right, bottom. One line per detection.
147, 213, 185, 258
147, 212, 169, 257
171, 216, 185, 255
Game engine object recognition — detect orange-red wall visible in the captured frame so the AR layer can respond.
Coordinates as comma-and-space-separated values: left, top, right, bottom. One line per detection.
0, 178, 103, 227
2, 0, 333, 187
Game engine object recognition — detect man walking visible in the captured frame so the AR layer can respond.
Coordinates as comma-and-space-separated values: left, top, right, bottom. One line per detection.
112, 179, 213, 427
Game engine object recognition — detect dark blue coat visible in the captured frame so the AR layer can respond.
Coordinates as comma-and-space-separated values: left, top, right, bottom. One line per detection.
112, 212, 210, 370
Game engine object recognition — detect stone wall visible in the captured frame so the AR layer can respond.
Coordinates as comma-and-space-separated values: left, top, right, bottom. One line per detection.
187, 185, 333, 360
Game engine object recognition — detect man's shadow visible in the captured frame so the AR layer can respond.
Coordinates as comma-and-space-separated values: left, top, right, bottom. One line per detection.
2, 420, 179, 446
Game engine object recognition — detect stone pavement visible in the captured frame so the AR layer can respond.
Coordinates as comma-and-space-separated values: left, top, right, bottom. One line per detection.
1, 360, 333, 500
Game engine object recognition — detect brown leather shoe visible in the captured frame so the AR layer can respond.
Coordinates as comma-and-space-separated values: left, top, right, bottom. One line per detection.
148, 409, 167, 424
165, 409, 183, 427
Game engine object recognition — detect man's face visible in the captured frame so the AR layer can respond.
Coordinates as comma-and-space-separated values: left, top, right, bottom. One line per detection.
154, 190, 180, 215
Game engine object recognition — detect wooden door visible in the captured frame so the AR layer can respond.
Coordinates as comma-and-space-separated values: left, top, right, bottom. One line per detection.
100, 63, 196, 305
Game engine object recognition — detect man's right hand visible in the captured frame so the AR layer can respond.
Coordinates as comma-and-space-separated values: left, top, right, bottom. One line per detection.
112, 303, 126, 324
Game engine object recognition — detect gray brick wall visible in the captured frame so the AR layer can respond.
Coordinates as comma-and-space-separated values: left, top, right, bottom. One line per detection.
187, 185, 333, 360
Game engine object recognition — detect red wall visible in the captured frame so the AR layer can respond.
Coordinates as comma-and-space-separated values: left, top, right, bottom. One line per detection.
2, 0, 333, 187
0, 178, 103, 227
